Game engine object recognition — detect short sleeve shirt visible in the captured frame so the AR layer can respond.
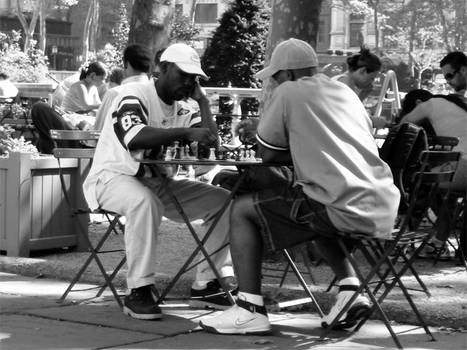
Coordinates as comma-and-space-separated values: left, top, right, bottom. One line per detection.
83, 78, 199, 210
257, 74, 400, 237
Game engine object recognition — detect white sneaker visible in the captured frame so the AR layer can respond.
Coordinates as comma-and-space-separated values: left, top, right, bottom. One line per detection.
321, 285, 371, 330
199, 299, 271, 334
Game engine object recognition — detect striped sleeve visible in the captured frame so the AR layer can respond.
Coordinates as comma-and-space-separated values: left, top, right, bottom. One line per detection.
112, 95, 148, 149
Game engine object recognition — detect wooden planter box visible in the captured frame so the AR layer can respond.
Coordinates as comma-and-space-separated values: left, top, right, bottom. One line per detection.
0, 152, 88, 256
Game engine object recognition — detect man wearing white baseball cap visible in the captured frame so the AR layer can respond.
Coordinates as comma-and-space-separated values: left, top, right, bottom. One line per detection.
160, 43, 209, 80
200, 38, 399, 334
83, 42, 237, 320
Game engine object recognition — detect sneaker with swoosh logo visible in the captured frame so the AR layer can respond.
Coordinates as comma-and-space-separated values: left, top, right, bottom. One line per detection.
199, 298, 271, 334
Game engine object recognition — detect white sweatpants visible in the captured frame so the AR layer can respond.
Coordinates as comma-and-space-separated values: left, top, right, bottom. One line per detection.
95, 174, 234, 289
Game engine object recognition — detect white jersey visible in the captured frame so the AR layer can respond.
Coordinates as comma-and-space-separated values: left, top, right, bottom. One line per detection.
83, 78, 199, 210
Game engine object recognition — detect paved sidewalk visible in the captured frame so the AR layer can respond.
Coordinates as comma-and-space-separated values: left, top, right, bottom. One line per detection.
1, 272, 467, 350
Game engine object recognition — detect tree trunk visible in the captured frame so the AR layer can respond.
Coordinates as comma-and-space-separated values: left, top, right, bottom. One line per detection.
128, 0, 175, 70
89, 0, 100, 53
434, 1, 452, 52
82, 0, 99, 63
454, 0, 466, 51
16, 0, 40, 52
260, 0, 323, 111
39, 0, 48, 53
372, 0, 379, 54
407, 8, 416, 81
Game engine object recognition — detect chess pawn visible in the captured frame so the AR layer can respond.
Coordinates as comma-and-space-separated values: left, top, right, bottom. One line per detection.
180, 144, 186, 159
209, 147, 216, 160
173, 141, 180, 159
164, 148, 173, 161
190, 141, 199, 159
249, 149, 256, 160
240, 149, 246, 161
187, 165, 196, 181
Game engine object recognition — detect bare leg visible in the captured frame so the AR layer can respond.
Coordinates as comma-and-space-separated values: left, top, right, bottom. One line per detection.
230, 195, 263, 295
313, 237, 356, 280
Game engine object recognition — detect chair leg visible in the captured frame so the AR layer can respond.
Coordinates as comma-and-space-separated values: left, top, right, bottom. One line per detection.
59, 216, 123, 307
278, 249, 324, 317
320, 239, 404, 350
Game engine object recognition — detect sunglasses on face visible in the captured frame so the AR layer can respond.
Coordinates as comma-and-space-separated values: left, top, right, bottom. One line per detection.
444, 69, 459, 80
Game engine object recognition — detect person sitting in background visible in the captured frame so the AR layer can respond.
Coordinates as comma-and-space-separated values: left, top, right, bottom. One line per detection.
93, 44, 152, 131
107, 68, 125, 89
333, 47, 388, 129
32, 64, 113, 154
61, 61, 106, 114
0, 72, 19, 100
400, 51, 467, 259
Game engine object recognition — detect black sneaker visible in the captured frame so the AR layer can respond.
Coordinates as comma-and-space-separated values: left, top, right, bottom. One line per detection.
123, 285, 162, 320
189, 279, 237, 310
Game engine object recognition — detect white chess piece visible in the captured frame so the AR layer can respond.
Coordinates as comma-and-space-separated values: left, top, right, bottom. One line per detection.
165, 148, 173, 161
249, 149, 256, 161
173, 141, 180, 159
209, 148, 216, 160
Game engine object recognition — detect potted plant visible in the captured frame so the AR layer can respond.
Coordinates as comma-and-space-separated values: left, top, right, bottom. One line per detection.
0, 126, 87, 257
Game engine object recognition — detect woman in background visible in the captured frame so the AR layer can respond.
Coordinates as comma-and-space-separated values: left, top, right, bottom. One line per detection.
333, 47, 388, 129
61, 61, 106, 114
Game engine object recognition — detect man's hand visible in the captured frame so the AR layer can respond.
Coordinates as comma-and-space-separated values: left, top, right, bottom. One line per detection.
236, 118, 259, 145
187, 127, 217, 144
190, 79, 207, 103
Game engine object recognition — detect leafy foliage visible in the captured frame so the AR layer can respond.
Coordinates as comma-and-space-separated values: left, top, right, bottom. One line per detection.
0, 125, 38, 156
0, 30, 49, 83
201, 0, 270, 90
112, 2, 130, 55
170, 7, 200, 44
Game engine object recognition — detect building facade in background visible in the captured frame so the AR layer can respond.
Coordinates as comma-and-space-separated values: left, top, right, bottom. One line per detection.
0, 0, 376, 70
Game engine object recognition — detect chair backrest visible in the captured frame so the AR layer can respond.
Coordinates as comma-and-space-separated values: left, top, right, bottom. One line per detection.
50, 129, 100, 159
379, 123, 428, 210
399, 150, 461, 232
428, 135, 459, 151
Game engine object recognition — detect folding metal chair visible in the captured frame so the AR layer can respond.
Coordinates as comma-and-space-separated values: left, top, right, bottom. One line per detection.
320, 150, 461, 349
50, 129, 126, 306
261, 244, 324, 316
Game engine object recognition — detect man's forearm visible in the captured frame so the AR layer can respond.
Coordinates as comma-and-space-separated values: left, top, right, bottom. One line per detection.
128, 127, 191, 150
198, 97, 219, 147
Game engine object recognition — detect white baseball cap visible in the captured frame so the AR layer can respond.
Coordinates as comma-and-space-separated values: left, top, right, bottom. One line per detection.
160, 43, 208, 80
256, 38, 319, 80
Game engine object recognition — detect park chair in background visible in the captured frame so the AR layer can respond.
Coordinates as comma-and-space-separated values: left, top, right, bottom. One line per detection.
50, 129, 126, 307
426, 136, 466, 269
320, 150, 461, 349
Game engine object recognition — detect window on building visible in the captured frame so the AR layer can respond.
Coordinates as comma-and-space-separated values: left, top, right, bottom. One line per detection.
349, 23, 364, 47
194, 3, 218, 24
175, 3, 183, 15
349, 14, 365, 48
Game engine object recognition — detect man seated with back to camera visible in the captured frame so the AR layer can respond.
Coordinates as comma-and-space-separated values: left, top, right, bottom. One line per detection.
83, 43, 237, 320
199, 38, 400, 335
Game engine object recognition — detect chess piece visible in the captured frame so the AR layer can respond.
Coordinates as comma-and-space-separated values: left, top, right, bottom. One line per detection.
249, 149, 256, 161
190, 141, 199, 159
164, 148, 173, 161
187, 165, 196, 181
240, 148, 247, 161
209, 147, 216, 160
184, 145, 190, 159
173, 141, 180, 159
